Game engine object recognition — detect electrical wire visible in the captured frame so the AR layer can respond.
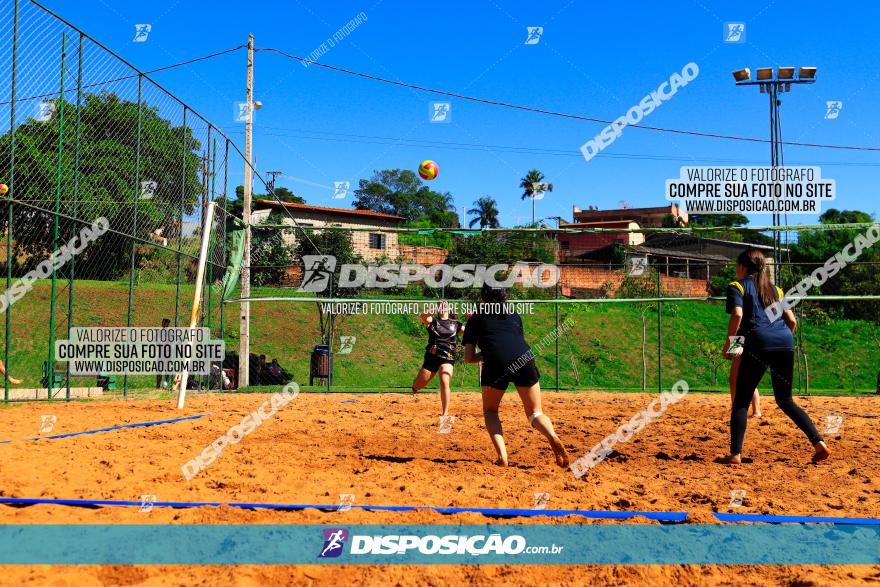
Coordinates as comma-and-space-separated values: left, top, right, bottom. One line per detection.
257, 46, 880, 153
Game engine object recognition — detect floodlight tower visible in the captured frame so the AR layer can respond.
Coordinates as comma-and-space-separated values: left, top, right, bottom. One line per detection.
732, 66, 816, 280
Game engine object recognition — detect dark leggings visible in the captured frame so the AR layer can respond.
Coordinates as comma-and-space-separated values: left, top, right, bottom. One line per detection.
731, 350, 822, 455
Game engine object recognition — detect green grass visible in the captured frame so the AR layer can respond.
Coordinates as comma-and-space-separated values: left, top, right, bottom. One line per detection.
2, 280, 878, 395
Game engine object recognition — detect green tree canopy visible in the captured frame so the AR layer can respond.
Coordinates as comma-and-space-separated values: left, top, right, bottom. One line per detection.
232, 185, 305, 214
0, 91, 203, 279
353, 169, 458, 227
467, 196, 500, 229
790, 208, 879, 321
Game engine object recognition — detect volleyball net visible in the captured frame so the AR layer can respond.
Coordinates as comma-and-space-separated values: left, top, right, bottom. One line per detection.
232, 222, 880, 396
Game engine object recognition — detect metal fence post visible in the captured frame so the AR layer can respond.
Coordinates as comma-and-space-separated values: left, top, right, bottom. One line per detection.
5, 0, 20, 402
65, 32, 84, 401
656, 269, 662, 393
123, 73, 144, 396
175, 108, 187, 327
47, 32, 68, 400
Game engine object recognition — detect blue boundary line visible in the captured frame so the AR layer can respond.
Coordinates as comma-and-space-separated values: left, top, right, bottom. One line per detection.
0, 414, 208, 444
0, 497, 877, 524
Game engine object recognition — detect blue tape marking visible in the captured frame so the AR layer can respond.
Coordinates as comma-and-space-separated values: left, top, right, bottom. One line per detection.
714, 512, 880, 524
0, 414, 208, 444
0, 497, 876, 524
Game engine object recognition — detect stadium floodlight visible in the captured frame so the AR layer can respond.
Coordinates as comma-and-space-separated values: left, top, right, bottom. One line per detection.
777, 67, 795, 80
798, 66, 817, 79
756, 67, 774, 81
732, 64, 818, 281
732, 68, 751, 82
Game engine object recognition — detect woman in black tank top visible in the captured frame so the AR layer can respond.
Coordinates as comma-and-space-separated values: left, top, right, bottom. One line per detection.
410, 300, 463, 417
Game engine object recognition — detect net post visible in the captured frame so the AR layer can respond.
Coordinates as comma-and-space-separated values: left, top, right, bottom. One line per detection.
176, 201, 217, 408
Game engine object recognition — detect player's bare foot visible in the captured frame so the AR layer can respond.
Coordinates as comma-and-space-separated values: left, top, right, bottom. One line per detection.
750, 411, 762, 419
715, 454, 742, 465
812, 441, 831, 462
6, 376, 21, 385
494, 457, 508, 467
549, 437, 569, 468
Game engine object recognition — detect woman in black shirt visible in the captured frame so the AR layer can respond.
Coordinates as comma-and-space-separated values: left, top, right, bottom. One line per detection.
463, 284, 569, 468
410, 300, 463, 417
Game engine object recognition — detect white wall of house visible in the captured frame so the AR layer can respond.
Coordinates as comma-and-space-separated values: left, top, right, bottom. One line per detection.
268, 209, 401, 260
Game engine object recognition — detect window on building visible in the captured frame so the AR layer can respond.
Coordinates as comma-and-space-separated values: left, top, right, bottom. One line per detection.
561, 240, 570, 250
369, 233, 386, 249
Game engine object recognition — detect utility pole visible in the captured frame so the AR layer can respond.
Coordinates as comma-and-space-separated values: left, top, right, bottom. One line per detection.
266, 171, 282, 193
238, 34, 254, 389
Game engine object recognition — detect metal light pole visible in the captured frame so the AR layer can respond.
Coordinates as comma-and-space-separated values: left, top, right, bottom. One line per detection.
733, 66, 816, 281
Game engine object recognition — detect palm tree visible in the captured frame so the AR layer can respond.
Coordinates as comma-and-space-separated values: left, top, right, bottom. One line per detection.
519, 169, 553, 227
467, 196, 500, 229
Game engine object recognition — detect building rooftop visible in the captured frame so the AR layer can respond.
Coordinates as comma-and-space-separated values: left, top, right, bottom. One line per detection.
254, 199, 406, 222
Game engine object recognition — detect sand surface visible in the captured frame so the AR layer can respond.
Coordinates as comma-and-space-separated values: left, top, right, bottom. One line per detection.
0, 391, 877, 585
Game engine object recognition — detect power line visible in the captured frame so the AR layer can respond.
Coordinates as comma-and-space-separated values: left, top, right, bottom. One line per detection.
256, 46, 880, 153
0, 45, 246, 106
225, 124, 880, 167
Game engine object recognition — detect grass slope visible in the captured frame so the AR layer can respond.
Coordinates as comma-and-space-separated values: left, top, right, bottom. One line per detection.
2, 281, 878, 394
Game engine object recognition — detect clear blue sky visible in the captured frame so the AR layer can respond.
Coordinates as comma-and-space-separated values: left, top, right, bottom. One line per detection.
41, 0, 880, 226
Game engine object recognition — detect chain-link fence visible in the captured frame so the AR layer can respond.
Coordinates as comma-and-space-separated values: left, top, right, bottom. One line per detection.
234, 225, 879, 396
0, 0, 257, 399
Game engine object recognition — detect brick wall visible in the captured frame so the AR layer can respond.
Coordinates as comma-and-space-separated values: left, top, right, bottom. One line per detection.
398, 245, 449, 265
280, 261, 708, 297
559, 266, 708, 298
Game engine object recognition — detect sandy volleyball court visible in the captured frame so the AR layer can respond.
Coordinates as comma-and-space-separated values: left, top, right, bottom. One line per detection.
0, 391, 877, 585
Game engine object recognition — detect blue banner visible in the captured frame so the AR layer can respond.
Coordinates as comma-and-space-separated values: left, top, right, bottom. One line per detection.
0, 524, 876, 565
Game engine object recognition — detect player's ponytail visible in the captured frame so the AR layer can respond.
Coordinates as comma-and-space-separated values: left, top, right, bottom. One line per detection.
736, 249, 778, 308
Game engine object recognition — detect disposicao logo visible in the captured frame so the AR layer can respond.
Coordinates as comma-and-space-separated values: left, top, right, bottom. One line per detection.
319, 528, 349, 558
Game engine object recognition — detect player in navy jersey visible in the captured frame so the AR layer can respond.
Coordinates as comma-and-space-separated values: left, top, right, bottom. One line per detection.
410, 300, 463, 417
463, 284, 569, 468
718, 249, 830, 464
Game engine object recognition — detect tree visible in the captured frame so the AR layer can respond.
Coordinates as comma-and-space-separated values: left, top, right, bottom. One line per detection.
661, 213, 684, 228
519, 169, 553, 227
353, 169, 458, 226
250, 227, 293, 286
229, 185, 304, 217
687, 213, 774, 247
467, 196, 500, 229
444, 231, 556, 300
698, 340, 726, 386
688, 214, 749, 227
615, 272, 658, 390
791, 208, 879, 321
0, 91, 202, 279
819, 208, 873, 225
294, 227, 364, 344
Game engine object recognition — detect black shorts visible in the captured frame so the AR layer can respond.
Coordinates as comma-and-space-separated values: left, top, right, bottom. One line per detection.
481, 358, 540, 391
422, 352, 455, 373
